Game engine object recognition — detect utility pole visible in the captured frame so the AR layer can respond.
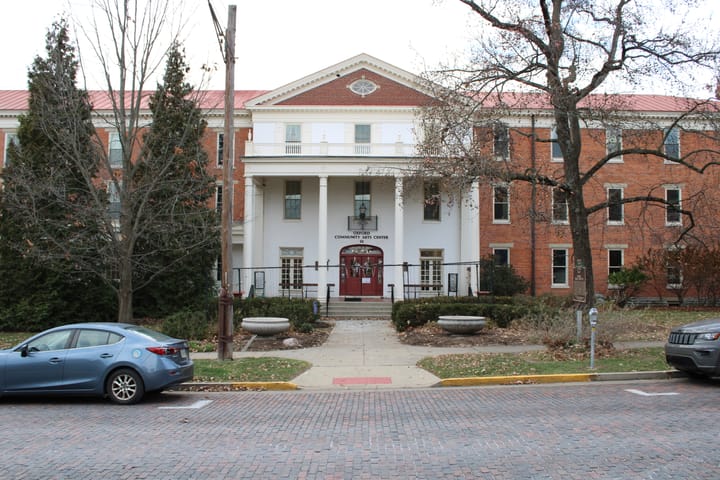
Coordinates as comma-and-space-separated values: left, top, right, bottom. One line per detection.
210, 2, 236, 360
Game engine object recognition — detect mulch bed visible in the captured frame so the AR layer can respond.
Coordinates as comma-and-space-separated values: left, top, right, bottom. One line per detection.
398, 322, 534, 347
194, 321, 334, 352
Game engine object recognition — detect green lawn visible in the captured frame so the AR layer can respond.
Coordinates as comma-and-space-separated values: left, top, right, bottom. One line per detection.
192, 358, 311, 382
418, 347, 668, 378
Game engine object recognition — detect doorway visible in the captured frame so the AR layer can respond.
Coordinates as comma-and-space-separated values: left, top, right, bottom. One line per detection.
339, 245, 384, 297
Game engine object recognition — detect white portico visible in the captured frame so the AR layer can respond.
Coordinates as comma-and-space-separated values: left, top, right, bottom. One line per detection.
239, 54, 480, 301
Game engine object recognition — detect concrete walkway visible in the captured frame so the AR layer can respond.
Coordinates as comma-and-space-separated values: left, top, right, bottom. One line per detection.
193, 320, 547, 390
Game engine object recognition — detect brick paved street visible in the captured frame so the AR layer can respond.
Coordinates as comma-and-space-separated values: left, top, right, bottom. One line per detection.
1, 379, 718, 479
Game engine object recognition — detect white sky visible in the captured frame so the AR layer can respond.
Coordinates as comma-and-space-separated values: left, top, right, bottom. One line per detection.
0, 0, 716, 96
0, 0, 475, 91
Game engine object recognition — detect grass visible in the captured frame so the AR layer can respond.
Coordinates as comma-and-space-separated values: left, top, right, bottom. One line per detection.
0, 332, 32, 349
418, 347, 668, 378
193, 358, 311, 382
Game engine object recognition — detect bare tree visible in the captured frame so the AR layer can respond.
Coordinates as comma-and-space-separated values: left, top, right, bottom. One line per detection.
415, 0, 720, 305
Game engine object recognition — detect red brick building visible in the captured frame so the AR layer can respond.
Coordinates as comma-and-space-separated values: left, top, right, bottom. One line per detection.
1, 54, 719, 303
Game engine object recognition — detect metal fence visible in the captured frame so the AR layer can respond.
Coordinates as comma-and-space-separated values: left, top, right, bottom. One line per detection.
234, 260, 485, 302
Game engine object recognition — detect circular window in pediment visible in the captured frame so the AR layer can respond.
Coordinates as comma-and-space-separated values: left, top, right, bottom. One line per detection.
349, 78, 378, 96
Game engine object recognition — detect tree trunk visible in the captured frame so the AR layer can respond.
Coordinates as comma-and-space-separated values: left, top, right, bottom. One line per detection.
567, 188, 595, 306
117, 254, 134, 323
557, 109, 595, 307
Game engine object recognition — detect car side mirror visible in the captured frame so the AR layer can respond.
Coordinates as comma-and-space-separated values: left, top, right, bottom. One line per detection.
20, 344, 29, 357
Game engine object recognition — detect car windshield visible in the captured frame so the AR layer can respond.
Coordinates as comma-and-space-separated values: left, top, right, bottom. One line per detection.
123, 325, 177, 342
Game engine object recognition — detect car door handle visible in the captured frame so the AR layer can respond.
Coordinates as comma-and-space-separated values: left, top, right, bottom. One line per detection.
100, 353, 114, 358
49, 357, 62, 364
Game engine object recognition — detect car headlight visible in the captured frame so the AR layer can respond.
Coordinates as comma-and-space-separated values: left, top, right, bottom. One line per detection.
695, 332, 720, 342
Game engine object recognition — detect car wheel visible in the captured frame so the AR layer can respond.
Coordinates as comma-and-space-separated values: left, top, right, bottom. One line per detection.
106, 368, 145, 405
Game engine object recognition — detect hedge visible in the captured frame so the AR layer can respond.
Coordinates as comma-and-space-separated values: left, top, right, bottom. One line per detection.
391, 296, 533, 332
234, 297, 317, 330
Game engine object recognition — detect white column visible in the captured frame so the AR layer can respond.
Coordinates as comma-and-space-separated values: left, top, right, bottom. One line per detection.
460, 181, 480, 295
394, 177, 404, 300
317, 175, 328, 302
243, 176, 255, 296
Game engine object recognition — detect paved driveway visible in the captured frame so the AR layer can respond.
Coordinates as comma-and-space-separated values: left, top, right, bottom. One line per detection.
1, 378, 718, 479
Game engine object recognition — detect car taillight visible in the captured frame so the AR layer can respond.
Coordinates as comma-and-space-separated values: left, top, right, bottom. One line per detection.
146, 346, 180, 356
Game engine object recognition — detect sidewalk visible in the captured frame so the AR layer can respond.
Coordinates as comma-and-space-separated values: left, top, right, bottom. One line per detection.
190, 320, 677, 391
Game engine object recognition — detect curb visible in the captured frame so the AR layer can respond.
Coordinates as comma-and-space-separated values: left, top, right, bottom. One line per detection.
438, 370, 684, 387
174, 371, 685, 392
439, 373, 594, 387
174, 381, 299, 391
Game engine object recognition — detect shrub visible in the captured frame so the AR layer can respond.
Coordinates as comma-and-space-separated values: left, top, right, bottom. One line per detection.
478, 256, 529, 296
162, 310, 212, 340
391, 296, 533, 332
608, 266, 648, 307
513, 306, 620, 348
235, 297, 316, 330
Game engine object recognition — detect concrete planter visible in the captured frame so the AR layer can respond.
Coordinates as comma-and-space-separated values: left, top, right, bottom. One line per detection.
438, 315, 487, 335
241, 317, 290, 336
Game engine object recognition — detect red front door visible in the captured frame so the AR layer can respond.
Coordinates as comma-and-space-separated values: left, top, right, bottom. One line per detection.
339, 245, 383, 297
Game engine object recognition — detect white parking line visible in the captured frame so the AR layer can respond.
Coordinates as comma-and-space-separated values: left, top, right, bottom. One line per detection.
159, 399, 213, 410
625, 389, 679, 397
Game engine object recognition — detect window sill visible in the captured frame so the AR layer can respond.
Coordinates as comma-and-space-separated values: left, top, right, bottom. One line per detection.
492, 220, 511, 225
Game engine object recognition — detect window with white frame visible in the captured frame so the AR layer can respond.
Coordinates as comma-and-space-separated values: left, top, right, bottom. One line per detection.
285, 125, 301, 155
493, 248, 510, 266
423, 181, 441, 221
667, 263, 682, 289
606, 127, 623, 162
109, 132, 122, 168
493, 185, 510, 222
663, 127, 680, 162
608, 248, 624, 285
354, 181, 371, 217
354, 124, 371, 155
216, 132, 224, 166
107, 180, 121, 219
215, 184, 223, 214
420, 249, 443, 291
284, 180, 302, 220
493, 123, 509, 160
551, 248, 569, 287
552, 187, 569, 224
3, 132, 18, 167
551, 126, 563, 162
280, 248, 304, 289
607, 187, 624, 224
665, 186, 682, 225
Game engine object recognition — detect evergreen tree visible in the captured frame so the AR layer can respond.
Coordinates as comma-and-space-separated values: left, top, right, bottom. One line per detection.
0, 20, 116, 330
132, 43, 219, 316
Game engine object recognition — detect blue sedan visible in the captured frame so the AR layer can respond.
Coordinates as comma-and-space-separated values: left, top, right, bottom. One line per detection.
0, 323, 194, 404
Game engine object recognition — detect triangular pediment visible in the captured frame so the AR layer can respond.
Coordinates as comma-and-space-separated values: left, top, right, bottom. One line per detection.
245, 53, 435, 108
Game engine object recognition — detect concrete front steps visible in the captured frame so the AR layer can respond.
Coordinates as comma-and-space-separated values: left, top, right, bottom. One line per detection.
323, 298, 393, 320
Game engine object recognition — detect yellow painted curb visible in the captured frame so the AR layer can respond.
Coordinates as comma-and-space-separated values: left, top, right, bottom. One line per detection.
440, 373, 596, 387
229, 381, 299, 391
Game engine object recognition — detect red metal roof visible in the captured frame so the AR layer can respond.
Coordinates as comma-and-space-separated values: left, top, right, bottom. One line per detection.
477, 91, 719, 113
0, 89, 715, 113
0, 89, 269, 112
